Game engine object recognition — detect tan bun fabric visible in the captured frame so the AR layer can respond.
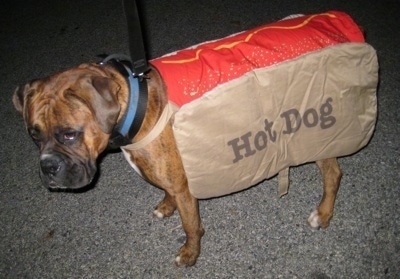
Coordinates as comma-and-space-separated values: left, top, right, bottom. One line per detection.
172, 43, 378, 199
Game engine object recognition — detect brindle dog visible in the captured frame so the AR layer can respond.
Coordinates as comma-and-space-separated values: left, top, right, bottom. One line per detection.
13, 62, 341, 266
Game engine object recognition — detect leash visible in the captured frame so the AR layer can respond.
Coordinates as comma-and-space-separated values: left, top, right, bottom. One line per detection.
122, 0, 150, 77
104, 0, 150, 148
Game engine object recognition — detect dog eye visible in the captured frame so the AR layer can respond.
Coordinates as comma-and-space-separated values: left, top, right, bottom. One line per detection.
56, 129, 81, 145
28, 128, 42, 147
31, 134, 41, 141
63, 132, 77, 141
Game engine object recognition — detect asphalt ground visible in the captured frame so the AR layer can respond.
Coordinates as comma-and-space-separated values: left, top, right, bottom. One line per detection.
1, 0, 399, 278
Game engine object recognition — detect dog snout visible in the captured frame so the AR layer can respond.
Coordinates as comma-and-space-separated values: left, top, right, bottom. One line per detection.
40, 154, 64, 176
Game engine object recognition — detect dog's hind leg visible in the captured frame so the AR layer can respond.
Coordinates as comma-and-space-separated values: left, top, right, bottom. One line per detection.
308, 158, 342, 229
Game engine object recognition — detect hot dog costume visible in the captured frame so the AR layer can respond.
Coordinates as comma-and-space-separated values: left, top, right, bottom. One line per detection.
122, 11, 379, 199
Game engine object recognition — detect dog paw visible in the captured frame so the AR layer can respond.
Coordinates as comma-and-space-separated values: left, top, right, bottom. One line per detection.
175, 247, 199, 267
153, 209, 164, 219
175, 256, 183, 266
153, 207, 175, 219
154, 198, 176, 219
308, 210, 321, 229
308, 209, 332, 229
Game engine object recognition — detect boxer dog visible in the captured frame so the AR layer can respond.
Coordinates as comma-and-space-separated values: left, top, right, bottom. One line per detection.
15, 9, 375, 268
12, 61, 341, 266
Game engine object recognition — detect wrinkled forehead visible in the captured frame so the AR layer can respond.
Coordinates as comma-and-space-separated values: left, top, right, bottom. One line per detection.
26, 78, 92, 132
33, 65, 101, 94
41, 68, 93, 93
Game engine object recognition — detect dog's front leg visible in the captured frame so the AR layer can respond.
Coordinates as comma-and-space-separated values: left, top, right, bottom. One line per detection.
131, 113, 205, 266
136, 130, 204, 266
174, 188, 204, 266
154, 179, 204, 266
137, 160, 204, 266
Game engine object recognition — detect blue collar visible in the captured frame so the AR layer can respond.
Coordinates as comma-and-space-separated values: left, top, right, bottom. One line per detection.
118, 63, 140, 137
100, 55, 149, 149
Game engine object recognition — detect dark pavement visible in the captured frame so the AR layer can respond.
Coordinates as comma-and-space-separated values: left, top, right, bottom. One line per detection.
1, 0, 399, 278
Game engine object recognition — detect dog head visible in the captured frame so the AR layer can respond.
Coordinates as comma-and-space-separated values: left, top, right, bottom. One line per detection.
13, 64, 121, 190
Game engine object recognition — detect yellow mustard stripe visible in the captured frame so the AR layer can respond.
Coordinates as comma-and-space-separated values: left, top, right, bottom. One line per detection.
161, 13, 336, 64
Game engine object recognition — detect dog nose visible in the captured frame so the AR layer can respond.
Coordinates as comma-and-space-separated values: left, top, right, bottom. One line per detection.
40, 155, 62, 176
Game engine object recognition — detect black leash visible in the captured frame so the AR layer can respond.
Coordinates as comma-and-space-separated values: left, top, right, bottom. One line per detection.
122, 0, 150, 77
105, 0, 150, 148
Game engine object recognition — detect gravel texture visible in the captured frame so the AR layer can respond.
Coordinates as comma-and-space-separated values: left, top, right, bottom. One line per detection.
1, 0, 399, 278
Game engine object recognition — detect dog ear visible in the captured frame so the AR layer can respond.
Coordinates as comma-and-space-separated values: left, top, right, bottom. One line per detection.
13, 83, 33, 114
12, 79, 37, 117
79, 76, 121, 134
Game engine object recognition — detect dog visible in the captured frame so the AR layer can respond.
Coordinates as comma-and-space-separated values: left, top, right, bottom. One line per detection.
11, 61, 342, 266
12, 12, 377, 267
